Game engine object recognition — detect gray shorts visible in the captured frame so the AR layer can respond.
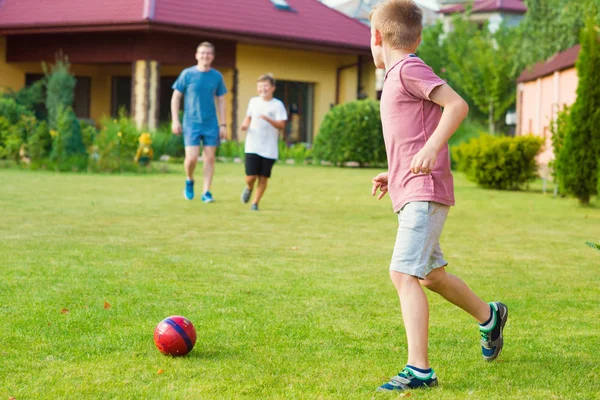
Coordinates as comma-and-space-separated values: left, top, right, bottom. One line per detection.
390, 201, 450, 279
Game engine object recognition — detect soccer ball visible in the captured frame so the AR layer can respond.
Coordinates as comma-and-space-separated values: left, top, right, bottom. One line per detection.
153, 316, 197, 356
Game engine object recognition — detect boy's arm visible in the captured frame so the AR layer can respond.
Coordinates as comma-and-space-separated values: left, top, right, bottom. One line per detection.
259, 115, 286, 130
410, 84, 469, 174
241, 116, 251, 131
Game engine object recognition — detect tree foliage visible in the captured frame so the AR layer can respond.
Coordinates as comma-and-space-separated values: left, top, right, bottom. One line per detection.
555, 14, 600, 204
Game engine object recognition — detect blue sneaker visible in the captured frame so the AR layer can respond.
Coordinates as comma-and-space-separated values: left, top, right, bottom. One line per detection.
201, 191, 215, 203
377, 366, 438, 392
480, 302, 508, 361
184, 180, 194, 200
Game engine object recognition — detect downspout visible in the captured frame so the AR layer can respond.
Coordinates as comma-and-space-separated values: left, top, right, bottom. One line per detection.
143, 0, 156, 20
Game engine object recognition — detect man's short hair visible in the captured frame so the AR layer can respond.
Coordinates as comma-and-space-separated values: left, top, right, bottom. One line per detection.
197, 42, 215, 52
370, 0, 423, 49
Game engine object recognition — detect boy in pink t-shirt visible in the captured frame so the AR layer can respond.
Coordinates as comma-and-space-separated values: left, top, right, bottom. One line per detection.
369, 0, 508, 392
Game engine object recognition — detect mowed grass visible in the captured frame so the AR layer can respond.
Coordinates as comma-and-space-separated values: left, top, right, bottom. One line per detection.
0, 164, 599, 400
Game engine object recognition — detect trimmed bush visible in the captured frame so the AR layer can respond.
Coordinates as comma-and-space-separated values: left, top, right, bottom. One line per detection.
452, 134, 543, 190
313, 99, 385, 167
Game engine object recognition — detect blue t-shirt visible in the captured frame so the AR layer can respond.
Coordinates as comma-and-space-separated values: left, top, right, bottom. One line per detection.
172, 67, 227, 126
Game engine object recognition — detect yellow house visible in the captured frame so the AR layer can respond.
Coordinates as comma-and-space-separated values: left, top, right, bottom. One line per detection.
0, 0, 376, 144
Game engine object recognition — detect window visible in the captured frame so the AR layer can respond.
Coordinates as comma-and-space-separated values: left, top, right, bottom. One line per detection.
111, 76, 132, 117
25, 74, 91, 119
270, 0, 295, 12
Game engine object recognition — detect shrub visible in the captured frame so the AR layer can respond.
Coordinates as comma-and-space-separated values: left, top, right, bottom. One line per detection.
452, 134, 543, 190
2, 79, 46, 119
92, 112, 139, 172
555, 15, 600, 205
151, 124, 185, 160
0, 97, 31, 125
280, 142, 312, 164
217, 140, 244, 160
0, 114, 37, 161
80, 120, 97, 150
549, 106, 570, 184
313, 100, 385, 167
27, 120, 51, 162
45, 53, 76, 130
50, 106, 87, 171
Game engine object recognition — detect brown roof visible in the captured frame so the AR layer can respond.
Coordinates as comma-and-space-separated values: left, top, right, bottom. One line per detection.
517, 45, 580, 83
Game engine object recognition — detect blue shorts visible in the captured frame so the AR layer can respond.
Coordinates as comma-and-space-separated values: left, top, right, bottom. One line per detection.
183, 121, 220, 147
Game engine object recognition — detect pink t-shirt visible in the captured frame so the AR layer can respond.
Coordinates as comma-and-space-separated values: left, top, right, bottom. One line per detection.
380, 55, 455, 213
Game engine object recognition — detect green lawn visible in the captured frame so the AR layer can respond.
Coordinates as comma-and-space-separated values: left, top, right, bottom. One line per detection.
1, 164, 599, 399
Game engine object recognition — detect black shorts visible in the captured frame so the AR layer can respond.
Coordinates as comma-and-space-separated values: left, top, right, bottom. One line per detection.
245, 153, 276, 178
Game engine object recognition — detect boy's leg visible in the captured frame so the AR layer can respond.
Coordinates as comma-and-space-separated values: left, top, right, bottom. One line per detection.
390, 271, 430, 369
421, 267, 490, 323
251, 156, 275, 206
252, 176, 268, 205
245, 175, 258, 189
421, 265, 508, 361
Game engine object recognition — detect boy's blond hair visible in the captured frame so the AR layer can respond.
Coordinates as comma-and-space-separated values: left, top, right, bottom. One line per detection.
197, 41, 215, 52
257, 73, 276, 87
370, 0, 423, 50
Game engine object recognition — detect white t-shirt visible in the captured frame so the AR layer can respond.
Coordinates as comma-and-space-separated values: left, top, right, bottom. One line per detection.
244, 97, 288, 160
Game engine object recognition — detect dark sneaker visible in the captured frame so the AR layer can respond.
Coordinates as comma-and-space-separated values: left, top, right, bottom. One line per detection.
241, 187, 252, 203
480, 302, 508, 361
201, 191, 215, 203
377, 367, 438, 392
250, 203, 259, 211
184, 180, 194, 200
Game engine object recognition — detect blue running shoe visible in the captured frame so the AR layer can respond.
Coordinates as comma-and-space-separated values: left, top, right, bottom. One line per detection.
201, 191, 215, 203
250, 203, 259, 211
480, 302, 508, 361
377, 366, 438, 392
184, 180, 194, 200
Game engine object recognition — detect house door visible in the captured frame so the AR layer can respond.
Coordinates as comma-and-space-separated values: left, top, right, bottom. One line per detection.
273, 80, 314, 144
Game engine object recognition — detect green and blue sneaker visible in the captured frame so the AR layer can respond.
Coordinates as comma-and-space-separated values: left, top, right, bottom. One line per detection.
201, 191, 215, 203
184, 180, 194, 200
480, 302, 508, 361
377, 366, 438, 392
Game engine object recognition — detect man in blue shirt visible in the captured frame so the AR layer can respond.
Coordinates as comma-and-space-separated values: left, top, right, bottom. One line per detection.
171, 42, 228, 202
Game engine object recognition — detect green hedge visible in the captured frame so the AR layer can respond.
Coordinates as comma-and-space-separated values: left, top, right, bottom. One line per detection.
313, 99, 385, 167
452, 134, 543, 190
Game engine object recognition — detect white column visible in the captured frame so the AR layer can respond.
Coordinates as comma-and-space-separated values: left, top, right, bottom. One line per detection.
131, 60, 160, 131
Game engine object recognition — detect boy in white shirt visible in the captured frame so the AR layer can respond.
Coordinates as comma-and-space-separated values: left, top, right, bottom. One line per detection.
240, 74, 288, 211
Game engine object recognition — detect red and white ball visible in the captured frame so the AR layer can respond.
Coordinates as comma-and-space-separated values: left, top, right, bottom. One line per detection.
153, 316, 197, 356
